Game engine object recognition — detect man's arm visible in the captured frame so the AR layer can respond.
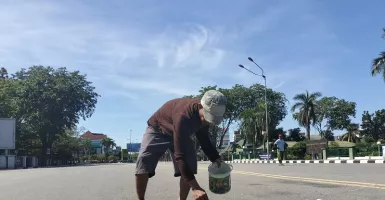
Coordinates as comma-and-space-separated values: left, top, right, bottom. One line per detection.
274, 139, 279, 145
172, 115, 200, 188
195, 125, 220, 162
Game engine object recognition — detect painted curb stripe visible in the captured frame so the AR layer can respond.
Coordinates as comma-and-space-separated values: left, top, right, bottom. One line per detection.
196, 159, 385, 164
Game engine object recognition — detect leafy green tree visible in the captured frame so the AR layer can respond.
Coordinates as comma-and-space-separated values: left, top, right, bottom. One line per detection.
371, 28, 385, 80
230, 84, 287, 149
270, 127, 286, 141
239, 103, 265, 155
186, 84, 287, 150
361, 110, 385, 141
81, 138, 92, 156
0, 69, 35, 155
286, 128, 305, 142
185, 85, 246, 149
52, 128, 82, 162
0, 67, 9, 79
12, 66, 99, 165
313, 97, 336, 135
291, 90, 322, 140
323, 130, 335, 141
327, 99, 356, 130
0, 78, 17, 117
314, 96, 356, 137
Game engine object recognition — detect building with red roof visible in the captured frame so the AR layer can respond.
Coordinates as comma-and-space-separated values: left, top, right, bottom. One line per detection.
81, 131, 108, 155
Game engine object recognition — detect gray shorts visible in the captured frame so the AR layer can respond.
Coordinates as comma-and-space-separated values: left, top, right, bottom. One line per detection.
135, 127, 197, 178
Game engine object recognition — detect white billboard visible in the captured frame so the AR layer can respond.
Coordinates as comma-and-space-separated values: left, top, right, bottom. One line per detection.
0, 118, 16, 149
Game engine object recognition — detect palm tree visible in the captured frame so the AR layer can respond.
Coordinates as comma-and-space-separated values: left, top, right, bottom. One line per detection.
291, 90, 322, 140
102, 137, 116, 155
371, 28, 385, 80
340, 123, 359, 143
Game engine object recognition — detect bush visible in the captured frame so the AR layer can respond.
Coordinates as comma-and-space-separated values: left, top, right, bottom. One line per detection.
286, 141, 307, 159
286, 154, 298, 160
372, 151, 380, 156
304, 154, 312, 160
364, 136, 375, 143
292, 141, 307, 149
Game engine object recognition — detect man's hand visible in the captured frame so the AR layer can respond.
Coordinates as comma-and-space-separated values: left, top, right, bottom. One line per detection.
192, 188, 209, 200
214, 157, 222, 168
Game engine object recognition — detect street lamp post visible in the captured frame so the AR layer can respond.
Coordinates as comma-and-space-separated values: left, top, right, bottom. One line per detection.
129, 129, 132, 160
239, 57, 270, 159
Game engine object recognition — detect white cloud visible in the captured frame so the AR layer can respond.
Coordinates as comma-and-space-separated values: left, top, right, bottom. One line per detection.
0, 0, 361, 146
0, 1, 229, 98
0, 0, 345, 110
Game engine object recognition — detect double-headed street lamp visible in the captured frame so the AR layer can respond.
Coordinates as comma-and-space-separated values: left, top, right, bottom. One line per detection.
239, 57, 270, 159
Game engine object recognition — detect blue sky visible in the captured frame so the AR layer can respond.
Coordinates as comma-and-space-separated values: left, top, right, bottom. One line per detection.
1, 0, 384, 147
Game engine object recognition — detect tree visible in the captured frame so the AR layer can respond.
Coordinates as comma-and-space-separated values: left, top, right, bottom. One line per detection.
12, 66, 99, 165
286, 128, 305, 142
183, 85, 225, 148
184, 85, 249, 149
340, 123, 360, 143
314, 96, 356, 137
102, 137, 116, 155
361, 110, 385, 141
0, 67, 8, 79
52, 128, 83, 162
313, 97, 336, 136
0, 76, 18, 117
185, 83, 287, 150
326, 98, 356, 130
236, 84, 287, 149
239, 103, 265, 155
291, 90, 322, 140
323, 130, 335, 141
271, 127, 286, 141
81, 138, 92, 156
371, 28, 385, 81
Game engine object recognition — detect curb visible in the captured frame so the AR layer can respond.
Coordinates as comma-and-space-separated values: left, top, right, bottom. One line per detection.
2, 163, 123, 170
223, 160, 385, 164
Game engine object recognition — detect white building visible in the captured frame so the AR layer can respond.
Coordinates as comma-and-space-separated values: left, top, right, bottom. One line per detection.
217, 128, 230, 148
232, 130, 242, 143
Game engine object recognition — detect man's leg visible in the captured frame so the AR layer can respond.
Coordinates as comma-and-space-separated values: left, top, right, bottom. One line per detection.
135, 127, 171, 200
136, 174, 149, 200
179, 177, 191, 200
170, 139, 197, 200
279, 151, 284, 165
277, 151, 282, 164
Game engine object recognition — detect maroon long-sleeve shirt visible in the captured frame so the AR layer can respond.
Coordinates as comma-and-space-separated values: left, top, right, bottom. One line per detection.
147, 98, 220, 181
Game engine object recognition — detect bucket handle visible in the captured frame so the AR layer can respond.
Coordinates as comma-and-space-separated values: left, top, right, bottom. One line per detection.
209, 162, 233, 170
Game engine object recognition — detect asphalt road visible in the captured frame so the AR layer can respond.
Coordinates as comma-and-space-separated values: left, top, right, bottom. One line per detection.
1, 163, 385, 200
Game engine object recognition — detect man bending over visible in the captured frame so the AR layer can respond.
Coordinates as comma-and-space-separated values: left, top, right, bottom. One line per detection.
135, 90, 227, 200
